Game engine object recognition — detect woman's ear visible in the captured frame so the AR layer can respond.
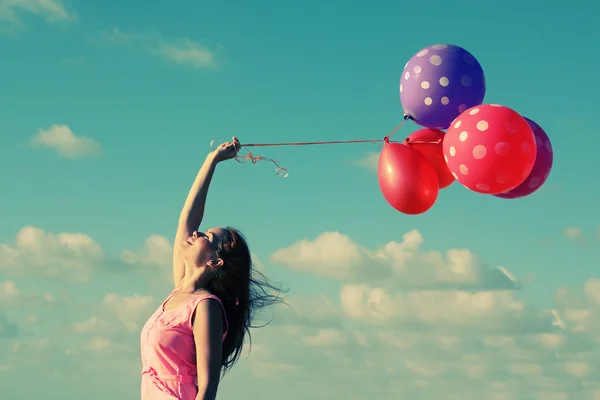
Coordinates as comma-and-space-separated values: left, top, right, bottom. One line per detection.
208, 258, 224, 269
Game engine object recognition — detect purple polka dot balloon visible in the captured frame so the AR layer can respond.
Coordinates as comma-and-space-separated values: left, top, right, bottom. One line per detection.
400, 44, 486, 130
494, 117, 553, 199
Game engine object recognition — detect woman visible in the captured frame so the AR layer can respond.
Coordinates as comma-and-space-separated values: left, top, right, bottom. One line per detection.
140, 137, 284, 400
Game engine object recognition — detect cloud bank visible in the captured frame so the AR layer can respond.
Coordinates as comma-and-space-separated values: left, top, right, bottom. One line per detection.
1, 225, 599, 399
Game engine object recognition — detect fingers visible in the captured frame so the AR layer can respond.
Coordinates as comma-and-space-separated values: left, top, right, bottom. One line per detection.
219, 138, 240, 147
215, 138, 241, 159
232, 136, 241, 150
226, 137, 240, 151
220, 142, 238, 156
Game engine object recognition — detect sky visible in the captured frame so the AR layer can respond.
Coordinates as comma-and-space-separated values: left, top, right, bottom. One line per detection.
1, 0, 599, 399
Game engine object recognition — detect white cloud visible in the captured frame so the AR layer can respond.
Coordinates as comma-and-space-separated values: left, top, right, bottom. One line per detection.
339, 284, 558, 334
276, 294, 340, 328
0, 280, 18, 301
102, 27, 216, 69
102, 292, 154, 332
71, 316, 102, 334
30, 125, 101, 158
271, 231, 363, 280
121, 234, 172, 268
154, 38, 215, 68
70, 293, 155, 335
0, 0, 75, 30
301, 328, 347, 347
251, 252, 267, 272
84, 336, 112, 352
270, 229, 519, 290
563, 226, 583, 240
0, 225, 103, 282
353, 151, 379, 173
0, 279, 54, 308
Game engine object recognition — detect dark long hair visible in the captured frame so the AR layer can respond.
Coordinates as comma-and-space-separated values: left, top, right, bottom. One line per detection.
209, 227, 285, 373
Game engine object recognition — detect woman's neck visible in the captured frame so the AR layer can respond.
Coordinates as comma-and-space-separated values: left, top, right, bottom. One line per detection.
178, 268, 211, 293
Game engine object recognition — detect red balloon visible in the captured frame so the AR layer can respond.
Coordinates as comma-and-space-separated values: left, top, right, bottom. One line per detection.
443, 104, 537, 195
405, 128, 455, 189
378, 142, 439, 215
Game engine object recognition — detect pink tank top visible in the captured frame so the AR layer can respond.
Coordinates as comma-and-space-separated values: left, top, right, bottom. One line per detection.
140, 289, 228, 389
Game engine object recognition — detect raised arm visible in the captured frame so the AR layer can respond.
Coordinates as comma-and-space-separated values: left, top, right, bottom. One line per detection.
172, 137, 240, 288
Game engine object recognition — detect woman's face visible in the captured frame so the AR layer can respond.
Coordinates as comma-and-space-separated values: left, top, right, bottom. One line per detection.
181, 227, 225, 268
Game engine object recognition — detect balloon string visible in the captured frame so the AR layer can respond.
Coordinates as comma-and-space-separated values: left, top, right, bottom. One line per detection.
233, 151, 290, 178
209, 115, 445, 177
242, 138, 383, 147
237, 115, 410, 148
383, 114, 409, 143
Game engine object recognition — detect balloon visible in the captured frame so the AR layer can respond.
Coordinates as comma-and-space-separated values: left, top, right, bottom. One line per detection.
494, 117, 553, 199
378, 142, 439, 215
400, 44, 486, 130
405, 128, 455, 189
443, 104, 537, 195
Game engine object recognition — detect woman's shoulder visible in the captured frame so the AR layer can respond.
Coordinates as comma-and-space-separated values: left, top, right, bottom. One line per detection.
189, 292, 228, 339
191, 289, 212, 297
191, 291, 224, 309
175, 290, 222, 309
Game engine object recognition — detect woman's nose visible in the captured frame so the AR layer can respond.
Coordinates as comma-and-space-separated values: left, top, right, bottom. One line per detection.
192, 231, 198, 238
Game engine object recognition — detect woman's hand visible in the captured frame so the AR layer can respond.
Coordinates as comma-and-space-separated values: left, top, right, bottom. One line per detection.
212, 136, 241, 163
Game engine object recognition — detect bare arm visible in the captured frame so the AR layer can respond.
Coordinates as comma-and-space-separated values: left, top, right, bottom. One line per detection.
172, 138, 240, 288
172, 152, 219, 287
193, 300, 224, 400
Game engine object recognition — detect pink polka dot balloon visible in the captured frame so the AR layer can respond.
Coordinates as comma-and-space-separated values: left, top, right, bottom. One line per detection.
494, 117, 553, 199
443, 104, 537, 195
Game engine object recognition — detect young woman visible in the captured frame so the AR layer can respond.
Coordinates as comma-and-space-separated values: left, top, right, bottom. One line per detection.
140, 137, 283, 400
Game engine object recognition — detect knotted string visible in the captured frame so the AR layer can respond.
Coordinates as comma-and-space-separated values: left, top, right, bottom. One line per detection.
210, 115, 441, 177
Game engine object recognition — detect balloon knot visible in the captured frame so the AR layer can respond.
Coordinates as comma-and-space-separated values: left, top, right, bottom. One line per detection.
383, 136, 390, 144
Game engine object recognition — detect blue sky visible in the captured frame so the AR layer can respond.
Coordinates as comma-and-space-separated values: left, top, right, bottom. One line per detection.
1, 0, 599, 399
